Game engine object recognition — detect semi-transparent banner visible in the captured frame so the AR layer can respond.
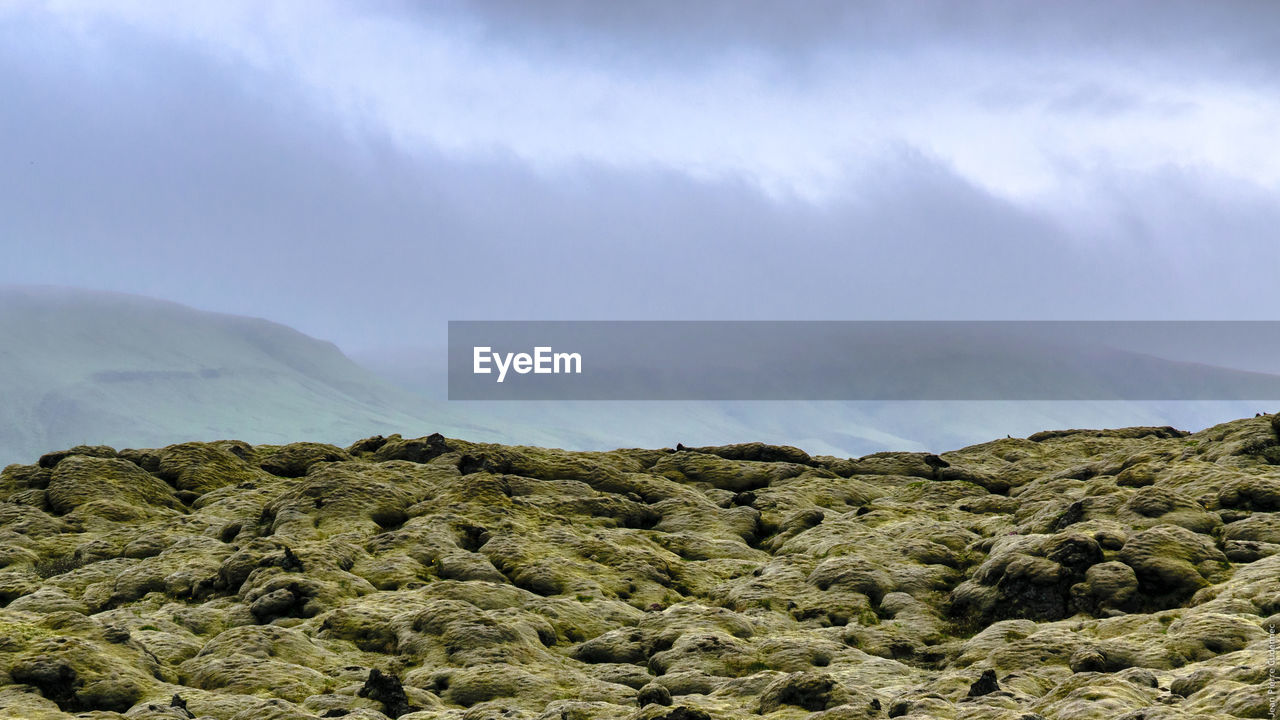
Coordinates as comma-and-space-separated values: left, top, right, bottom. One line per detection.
447, 321, 1280, 400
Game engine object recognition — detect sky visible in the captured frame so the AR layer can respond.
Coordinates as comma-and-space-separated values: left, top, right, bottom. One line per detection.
2, 0, 1279, 353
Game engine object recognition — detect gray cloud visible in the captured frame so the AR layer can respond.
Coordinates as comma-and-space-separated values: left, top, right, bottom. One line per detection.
440, 0, 1280, 78
2, 3, 1279, 356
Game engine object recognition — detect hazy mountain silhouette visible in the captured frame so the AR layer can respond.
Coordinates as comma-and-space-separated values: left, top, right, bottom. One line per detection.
2, 287, 1274, 466
0, 286, 447, 465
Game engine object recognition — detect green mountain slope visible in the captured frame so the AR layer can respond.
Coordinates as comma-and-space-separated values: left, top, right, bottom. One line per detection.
0, 287, 439, 464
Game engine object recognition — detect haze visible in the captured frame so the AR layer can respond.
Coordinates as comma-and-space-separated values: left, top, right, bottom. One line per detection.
3, 1, 1279, 355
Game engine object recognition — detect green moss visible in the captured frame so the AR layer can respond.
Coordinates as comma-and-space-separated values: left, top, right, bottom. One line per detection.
0, 416, 1274, 718
0, 619, 55, 643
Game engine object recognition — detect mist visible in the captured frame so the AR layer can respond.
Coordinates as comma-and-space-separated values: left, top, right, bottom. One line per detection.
2, 1, 1277, 356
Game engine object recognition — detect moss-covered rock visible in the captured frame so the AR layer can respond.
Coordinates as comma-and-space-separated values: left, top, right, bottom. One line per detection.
1118, 525, 1231, 608
3, 416, 1279, 718
46, 456, 183, 518
258, 443, 352, 478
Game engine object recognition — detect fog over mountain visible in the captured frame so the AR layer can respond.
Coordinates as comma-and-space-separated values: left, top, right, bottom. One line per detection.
0, 286, 1270, 467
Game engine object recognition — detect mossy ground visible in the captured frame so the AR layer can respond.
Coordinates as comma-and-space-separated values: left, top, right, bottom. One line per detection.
0, 418, 1278, 719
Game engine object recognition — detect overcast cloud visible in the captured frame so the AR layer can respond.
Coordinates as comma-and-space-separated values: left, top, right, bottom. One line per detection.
2, 1, 1278, 352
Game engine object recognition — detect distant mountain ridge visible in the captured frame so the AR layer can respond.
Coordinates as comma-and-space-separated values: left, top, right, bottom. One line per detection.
1, 286, 1274, 466
0, 286, 438, 465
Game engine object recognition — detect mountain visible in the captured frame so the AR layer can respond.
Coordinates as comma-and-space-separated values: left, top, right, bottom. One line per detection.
0, 415, 1276, 718
0, 287, 703, 465
2, 287, 1275, 467
0, 286, 442, 465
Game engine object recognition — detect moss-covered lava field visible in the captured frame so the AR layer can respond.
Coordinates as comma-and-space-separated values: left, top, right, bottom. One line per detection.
2, 416, 1279, 719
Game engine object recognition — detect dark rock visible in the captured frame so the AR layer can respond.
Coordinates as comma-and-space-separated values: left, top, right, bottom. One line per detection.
281, 546, 304, 572
11, 658, 78, 708
967, 669, 1000, 696
170, 693, 194, 718
357, 668, 414, 718
992, 555, 1067, 620
657, 707, 712, 720
638, 682, 673, 706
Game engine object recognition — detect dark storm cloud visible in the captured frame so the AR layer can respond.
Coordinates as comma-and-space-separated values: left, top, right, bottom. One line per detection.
2, 3, 1279, 354
438, 0, 1280, 79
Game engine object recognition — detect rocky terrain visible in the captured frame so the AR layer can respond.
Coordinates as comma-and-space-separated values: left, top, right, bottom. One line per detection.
1, 416, 1278, 720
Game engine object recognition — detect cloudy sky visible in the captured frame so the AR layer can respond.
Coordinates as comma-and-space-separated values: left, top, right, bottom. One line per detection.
2, 1, 1278, 352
